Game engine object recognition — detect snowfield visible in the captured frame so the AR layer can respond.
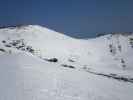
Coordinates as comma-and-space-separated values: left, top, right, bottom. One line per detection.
0, 25, 133, 100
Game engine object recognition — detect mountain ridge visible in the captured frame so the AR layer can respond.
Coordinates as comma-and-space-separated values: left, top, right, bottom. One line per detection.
1, 24, 133, 39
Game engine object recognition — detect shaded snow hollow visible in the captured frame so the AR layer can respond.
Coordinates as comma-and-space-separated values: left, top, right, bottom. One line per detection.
0, 25, 133, 100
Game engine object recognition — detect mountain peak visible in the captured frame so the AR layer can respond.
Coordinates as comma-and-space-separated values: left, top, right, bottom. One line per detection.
0, 24, 51, 31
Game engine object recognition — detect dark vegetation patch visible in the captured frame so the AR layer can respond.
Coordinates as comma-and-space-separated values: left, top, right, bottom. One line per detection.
97, 32, 133, 37
0, 48, 6, 52
5, 44, 12, 47
111, 32, 133, 36
120, 58, 126, 69
118, 45, 122, 52
61, 64, 75, 69
109, 44, 116, 55
44, 58, 58, 63
68, 59, 75, 62
1, 39, 35, 54
0, 24, 27, 29
96, 33, 106, 37
26, 46, 34, 53
2, 40, 6, 43
129, 38, 133, 48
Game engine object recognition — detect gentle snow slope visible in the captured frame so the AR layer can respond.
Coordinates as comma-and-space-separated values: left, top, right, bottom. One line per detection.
0, 53, 133, 100
0, 25, 133, 100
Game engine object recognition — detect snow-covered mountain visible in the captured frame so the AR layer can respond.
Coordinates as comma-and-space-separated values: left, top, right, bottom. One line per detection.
0, 25, 133, 100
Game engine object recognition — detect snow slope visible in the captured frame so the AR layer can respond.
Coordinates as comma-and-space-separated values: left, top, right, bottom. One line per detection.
0, 25, 133, 100
0, 53, 133, 100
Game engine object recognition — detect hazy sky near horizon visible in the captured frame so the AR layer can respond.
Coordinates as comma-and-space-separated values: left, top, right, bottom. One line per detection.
0, 0, 133, 38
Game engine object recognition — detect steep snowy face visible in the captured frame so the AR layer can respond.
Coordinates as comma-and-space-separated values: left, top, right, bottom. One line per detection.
0, 25, 92, 68
84, 33, 133, 72
0, 25, 81, 58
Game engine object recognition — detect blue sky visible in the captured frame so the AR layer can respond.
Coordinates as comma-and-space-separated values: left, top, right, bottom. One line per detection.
0, 0, 133, 38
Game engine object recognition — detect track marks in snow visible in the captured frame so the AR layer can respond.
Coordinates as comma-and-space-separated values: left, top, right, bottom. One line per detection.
82, 67, 133, 83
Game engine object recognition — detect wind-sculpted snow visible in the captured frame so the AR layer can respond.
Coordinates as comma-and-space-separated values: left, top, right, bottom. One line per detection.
0, 25, 133, 100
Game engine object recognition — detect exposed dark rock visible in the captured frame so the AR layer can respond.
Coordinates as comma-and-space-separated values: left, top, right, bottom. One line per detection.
5, 44, 12, 47
16, 45, 25, 49
2, 40, 6, 43
44, 58, 58, 63
118, 45, 122, 52
26, 46, 34, 53
10, 40, 20, 46
61, 64, 75, 69
96, 33, 105, 37
120, 58, 126, 70
0, 48, 6, 52
111, 32, 133, 36
109, 44, 116, 55
129, 38, 133, 48
68, 59, 75, 62
0, 24, 28, 29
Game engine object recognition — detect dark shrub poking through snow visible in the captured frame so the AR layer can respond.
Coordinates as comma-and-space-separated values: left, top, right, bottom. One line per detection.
120, 58, 126, 70
96, 33, 105, 37
0, 48, 6, 52
26, 46, 34, 54
109, 44, 116, 55
129, 38, 133, 48
16, 45, 25, 49
5, 44, 12, 47
1, 39, 36, 55
2, 40, 6, 43
68, 59, 75, 62
44, 58, 58, 63
61, 64, 75, 69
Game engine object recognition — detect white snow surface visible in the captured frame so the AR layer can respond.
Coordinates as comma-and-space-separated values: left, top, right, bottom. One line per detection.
0, 25, 133, 100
